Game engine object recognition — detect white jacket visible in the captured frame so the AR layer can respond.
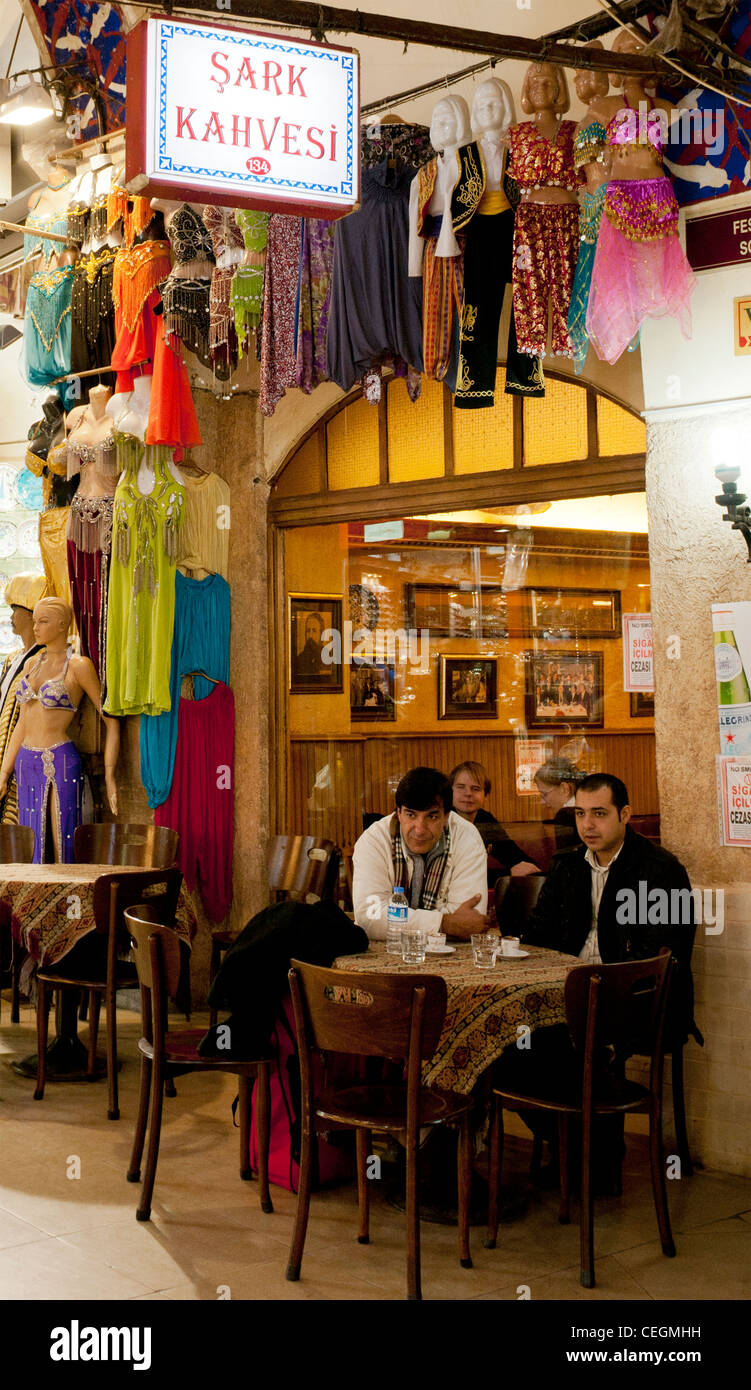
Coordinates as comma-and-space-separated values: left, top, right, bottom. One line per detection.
352, 810, 488, 940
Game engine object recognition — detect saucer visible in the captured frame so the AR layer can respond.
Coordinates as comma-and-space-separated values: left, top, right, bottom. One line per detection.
499, 947, 529, 959
426, 944, 456, 955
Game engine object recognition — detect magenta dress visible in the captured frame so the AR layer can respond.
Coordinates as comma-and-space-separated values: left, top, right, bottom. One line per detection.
586, 107, 697, 364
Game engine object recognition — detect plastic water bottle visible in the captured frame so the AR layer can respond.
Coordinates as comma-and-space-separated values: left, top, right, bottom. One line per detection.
386, 886, 408, 953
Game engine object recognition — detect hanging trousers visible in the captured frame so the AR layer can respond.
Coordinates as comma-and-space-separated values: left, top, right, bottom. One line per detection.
140, 571, 230, 808
455, 207, 545, 408
154, 683, 234, 922
512, 202, 580, 358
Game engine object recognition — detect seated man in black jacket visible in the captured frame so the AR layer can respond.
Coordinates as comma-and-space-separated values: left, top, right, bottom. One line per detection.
498, 773, 699, 1189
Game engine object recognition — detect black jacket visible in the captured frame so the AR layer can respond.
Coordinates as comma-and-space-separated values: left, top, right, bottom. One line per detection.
523, 826, 700, 1046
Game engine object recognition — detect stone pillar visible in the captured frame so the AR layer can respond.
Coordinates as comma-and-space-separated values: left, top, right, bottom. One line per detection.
645, 399, 751, 1176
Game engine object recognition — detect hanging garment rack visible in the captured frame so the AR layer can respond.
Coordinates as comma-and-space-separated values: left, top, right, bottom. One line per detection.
48, 128, 126, 165
49, 360, 149, 386
0, 219, 68, 245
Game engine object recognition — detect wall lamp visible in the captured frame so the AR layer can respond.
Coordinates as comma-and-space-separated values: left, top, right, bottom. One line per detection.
714, 465, 751, 563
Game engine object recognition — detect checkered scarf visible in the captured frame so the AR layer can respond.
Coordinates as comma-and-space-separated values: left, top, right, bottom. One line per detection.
390, 812, 451, 910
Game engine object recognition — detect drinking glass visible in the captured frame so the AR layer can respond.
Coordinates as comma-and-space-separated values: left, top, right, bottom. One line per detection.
472, 933, 497, 969
401, 926, 429, 964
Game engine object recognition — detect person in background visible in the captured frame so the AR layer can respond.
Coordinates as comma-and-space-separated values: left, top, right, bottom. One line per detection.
0, 573, 47, 823
353, 765, 489, 941
450, 761, 540, 876
533, 756, 583, 850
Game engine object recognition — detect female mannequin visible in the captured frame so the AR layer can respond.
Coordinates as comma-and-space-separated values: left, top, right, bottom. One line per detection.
585, 30, 696, 363
22, 139, 76, 270
152, 199, 214, 365
64, 386, 119, 683
0, 597, 119, 862
454, 76, 544, 407
568, 41, 612, 374
408, 95, 472, 382
507, 62, 581, 358
0, 574, 47, 824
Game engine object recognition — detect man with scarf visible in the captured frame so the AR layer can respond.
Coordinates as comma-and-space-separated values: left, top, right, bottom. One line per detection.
352, 766, 490, 940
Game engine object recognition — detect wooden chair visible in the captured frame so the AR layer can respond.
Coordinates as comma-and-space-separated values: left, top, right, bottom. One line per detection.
73, 823, 179, 868
486, 952, 675, 1289
0, 823, 36, 1023
208, 834, 338, 1028
125, 906, 273, 1221
33, 869, 183, 1120
286, 960, 474, 1302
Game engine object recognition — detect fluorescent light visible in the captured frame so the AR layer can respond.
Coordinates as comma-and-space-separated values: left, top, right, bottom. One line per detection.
0, 80, 53, 127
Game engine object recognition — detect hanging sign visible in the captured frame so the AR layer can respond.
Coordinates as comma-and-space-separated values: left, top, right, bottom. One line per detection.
622, 613, 654, 693
716, 756, 751, 848
686, 205, 751, 273
126, 16, 360, 218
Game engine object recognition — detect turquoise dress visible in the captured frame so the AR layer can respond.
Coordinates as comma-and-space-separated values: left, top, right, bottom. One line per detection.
567, 121, 607, 376
23, 265, 75, 393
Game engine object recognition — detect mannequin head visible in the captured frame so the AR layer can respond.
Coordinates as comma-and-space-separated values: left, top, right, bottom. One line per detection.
429, 95, 472, 152
22, 128, 75, 187
520, 61, 570, 116
573, 40, 609, 105
32, 597, 73, 648
5, 574, 47, 649
471, 77, 516, 138
610, 28, 645, 90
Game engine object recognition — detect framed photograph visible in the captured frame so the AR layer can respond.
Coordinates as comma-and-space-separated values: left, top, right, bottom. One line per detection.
524, 651, 604, 729
630, 690, 655, 717
288, 594, 343, 693
439, 656, 498, 719
405, 583, 525, 639
527, 588, 621, 639
350, 662, 395, 721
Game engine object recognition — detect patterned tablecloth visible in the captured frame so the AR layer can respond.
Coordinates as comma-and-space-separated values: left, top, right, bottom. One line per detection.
333, 941, 579, 1095
0, 862, 197, 971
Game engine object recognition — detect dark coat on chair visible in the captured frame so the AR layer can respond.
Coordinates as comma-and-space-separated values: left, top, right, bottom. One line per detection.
522, 826, 701, 1047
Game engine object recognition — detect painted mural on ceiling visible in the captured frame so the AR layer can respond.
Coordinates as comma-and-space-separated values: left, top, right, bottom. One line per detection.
24, 0, 126, 137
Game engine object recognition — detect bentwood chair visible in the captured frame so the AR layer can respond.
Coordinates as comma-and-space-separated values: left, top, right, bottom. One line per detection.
0, 823, 36, 1023
286, 960, 474, 1302
486, 952, 675, 1289
73, 823, 179, 868
33, 869, 183, 1120
125, 906, 273, 1221
208, 834, 338, 1028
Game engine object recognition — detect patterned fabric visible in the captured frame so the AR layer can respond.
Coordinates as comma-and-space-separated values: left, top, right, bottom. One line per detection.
389, 812, 451, 910
604, 177, 679, 241
70, 249, 116, 378
259, 214, 302, 417
567, 185, 607, 376
230, 210, 269, 354
573, 120, 608, 171
24, 267, 75, 391
15, 740, 83, 863
333, 941, 578, 1094
507, 120, 580, 193
422, 216, 464, 381
512, 201, 579, 358
361, 121, 434, 170
296, 218, 334, 393
2, 862, 196, 973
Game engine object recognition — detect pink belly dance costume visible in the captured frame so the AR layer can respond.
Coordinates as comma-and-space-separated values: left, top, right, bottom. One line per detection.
585, 108, 697, 364
14, 651, 84, 863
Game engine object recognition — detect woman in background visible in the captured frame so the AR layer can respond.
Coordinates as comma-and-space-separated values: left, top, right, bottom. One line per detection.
533, 756, 584, 849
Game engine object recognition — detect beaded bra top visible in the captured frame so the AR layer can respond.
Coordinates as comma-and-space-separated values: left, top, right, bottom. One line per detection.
606, 107, 666, 163
16, 650, 78, 711
508, 119, 579, 192
169, 205, 215, 266
67, 433, 119, 481
573, 120, 608, 171
203, 205, 245, 268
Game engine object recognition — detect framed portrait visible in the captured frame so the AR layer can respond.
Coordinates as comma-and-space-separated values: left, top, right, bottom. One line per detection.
526, 588, 621, 640
405, 583, 525, 639
524, 650, 604, 729
439, 656, 498, 719
288, 594, 343, 693
350, 662, 395, 721
630, 690, 655, 717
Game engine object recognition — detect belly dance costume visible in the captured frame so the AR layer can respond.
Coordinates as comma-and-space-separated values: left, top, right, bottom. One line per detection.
160, 205, 215, 367
23, 266, 75, 393
586, 109, 697, 364
567, 121, 608, 375
111, 238, 171, 392
203, 205, 245, 378
507, 120, 581, 358
14, 651, 84, 864
230, 210, 269, 357
64, 435, 119, 690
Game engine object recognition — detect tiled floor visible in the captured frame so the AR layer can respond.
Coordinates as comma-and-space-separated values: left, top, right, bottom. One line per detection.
1, 1000, 749, 1302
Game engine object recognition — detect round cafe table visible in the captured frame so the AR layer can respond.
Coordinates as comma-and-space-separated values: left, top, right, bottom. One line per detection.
0, 862, 197, 1080
333, 939, 580, 1095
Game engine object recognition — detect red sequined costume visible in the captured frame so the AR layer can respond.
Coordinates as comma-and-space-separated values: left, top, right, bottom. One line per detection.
507, 120, 581, 358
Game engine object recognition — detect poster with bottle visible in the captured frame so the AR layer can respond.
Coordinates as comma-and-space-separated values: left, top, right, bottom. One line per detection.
716, 756, 751, 847
622, 614, 654, 692
712, 602, 751, 755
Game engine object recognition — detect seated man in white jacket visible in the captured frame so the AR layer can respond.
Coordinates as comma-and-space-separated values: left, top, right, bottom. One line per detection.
353, 766, 490, 942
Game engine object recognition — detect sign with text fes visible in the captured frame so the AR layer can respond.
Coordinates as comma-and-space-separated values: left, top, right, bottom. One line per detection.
126, 16, 360, 218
